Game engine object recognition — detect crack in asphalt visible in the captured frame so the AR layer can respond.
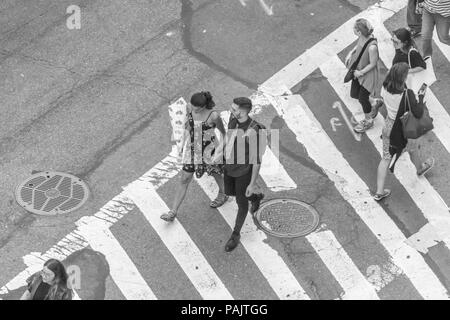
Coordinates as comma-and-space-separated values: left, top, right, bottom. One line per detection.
180, 0, 258, 90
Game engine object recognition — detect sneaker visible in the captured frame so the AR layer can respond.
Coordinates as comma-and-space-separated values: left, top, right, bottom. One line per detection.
410, 30, 421, 38
417, 157, 435, 176
373, 189, 391, 201
354, 119, 374, 133
225, 232, 241, 252
369, 99, 383, 119
249, 193, 264, 215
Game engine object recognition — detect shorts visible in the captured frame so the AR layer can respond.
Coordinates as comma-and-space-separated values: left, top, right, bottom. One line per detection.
382, 117, 395, 160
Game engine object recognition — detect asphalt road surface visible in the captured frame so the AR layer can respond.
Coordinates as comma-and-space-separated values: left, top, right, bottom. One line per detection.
1, 0, 450, 300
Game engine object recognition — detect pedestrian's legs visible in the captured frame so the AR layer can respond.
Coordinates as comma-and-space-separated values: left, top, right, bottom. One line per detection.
161, 170, 194, 221
354, 85, 374, 133
232, 171, 252, 234
210, 172, 229, 208
422, 10, 436, 57
407, 0, 422, 33
376, 158, 391, 195
434, 13, 450, 46
225, 170, 253, 252
212, 172, 225, 194
407, 138, 422, 172
358, 86, 372, 118
171, 170, 194, 213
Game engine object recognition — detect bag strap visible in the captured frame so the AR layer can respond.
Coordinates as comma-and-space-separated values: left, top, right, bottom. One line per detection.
350, 38, 376, 70
404, 89, 411, 113
408, 47, 418, 69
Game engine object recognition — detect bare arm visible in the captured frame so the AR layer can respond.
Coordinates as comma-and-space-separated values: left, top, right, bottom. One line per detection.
358, 45, 379, 75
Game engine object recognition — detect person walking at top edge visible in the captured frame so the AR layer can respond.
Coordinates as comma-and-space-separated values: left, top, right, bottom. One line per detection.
345, 18, 383, 133
407, 0, 423, 38
214, 97, 266, 252
420, 0, 450, 58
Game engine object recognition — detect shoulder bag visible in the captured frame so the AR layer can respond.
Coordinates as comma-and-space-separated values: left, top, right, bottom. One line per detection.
400, 89, 434, 139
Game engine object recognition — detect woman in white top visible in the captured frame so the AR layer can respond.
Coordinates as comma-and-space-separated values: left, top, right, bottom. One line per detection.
374, 62, 433, 201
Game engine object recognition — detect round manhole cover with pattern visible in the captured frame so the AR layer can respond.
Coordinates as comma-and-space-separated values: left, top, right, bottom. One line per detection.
254, 199, 320, 238
15, 171, 90, 216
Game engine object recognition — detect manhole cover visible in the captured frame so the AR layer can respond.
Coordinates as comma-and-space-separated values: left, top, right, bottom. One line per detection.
15, 171, 90, 216
254, 199, 320, 238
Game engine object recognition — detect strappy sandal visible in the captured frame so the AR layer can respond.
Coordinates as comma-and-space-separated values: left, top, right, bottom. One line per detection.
210, 193, 229, 208
160, 210, 177, 222
373, 189, 391, 201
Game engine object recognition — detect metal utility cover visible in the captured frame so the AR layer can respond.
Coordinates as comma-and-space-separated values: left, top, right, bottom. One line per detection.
254, 198, 320, 238
15, 171, 89, 216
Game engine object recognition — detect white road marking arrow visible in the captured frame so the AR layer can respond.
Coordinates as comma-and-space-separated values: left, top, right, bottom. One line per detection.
332, 101, 361, 141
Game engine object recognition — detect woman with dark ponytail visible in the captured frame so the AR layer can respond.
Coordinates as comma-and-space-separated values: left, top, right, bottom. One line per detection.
391, 27, 427, 92
161, 91, 228, 222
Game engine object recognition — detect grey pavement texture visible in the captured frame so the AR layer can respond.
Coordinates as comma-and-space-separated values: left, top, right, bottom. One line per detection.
1, 0, 450, 300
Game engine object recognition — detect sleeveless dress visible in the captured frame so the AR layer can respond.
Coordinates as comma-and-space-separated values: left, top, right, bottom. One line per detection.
182, 110, 224, 178
350, 37, 381, 96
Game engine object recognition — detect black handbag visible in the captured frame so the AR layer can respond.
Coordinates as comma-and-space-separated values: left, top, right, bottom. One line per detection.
400, 89, 434, 139
350, 79, 361, 99
344, 38, 375, 83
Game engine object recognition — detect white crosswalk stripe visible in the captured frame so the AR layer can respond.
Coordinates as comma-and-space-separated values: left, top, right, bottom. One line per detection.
76, 216, 157, 300
3, 0, 450, 300
306, 230, 379, 300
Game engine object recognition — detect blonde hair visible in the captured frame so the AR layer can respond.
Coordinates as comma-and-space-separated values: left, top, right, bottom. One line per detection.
355, 18, 374, 37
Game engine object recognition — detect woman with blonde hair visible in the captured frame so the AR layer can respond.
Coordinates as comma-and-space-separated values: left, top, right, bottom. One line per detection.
345, 18, 383, 133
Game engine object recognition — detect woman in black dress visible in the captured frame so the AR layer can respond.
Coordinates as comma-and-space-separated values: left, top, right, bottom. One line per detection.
161, 92, 228, 222
20, 259, 73, 300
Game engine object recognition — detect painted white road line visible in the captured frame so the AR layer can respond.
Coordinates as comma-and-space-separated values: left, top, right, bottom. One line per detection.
405, 223, 442, 254
220, 111, 296, 192
123, 182, 233, 300
76, 216, 156, 300
267, 93, 449, 299
197, 175, 310, 300
0, 144, 181, 296
332, 101, 362, 141
306, 230, 380, 300
375, 22, 450, 160
261, 0, 407, 94
321, 56, 450, 252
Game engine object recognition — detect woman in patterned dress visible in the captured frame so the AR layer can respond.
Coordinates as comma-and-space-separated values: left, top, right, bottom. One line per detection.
161, 92, 228, 222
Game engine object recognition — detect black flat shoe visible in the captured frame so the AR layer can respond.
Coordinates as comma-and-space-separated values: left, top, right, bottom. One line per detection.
249, 193, 264, 214
225, 233, 241, 252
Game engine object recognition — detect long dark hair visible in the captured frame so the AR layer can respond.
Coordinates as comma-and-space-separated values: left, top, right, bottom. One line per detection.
393, 27, 415, 52
383, 62, 409, 94
190, 91, 215, 109
44, 259, 71, 300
